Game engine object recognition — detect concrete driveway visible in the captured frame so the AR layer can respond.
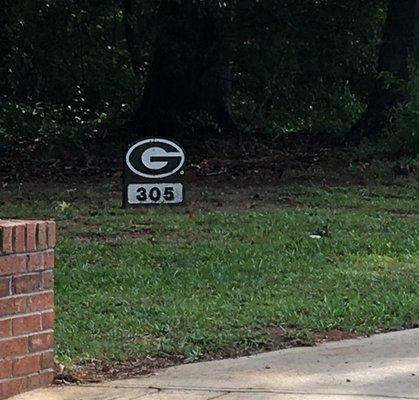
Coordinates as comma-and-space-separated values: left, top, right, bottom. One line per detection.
13, 329, 419, 400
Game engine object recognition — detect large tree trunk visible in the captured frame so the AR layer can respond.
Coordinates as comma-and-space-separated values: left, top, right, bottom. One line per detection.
351, 0, 419, 140
130, 0, 237, 140
121, 0, 142, 77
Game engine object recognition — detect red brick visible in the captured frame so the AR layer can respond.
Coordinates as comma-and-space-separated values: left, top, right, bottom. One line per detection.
26, 222, 37, 252
0, 359, 12, 379
44, 251, 54, 269
0, 372, 53, 399
27, 291, 54, 312
0, 336, 27, 357
27, 370, 54, 390
12, 314, 41, 336
27, 250, 54, 272
0, 224, 13, 255
40, 351, 54, 370
26, 253, 43, 272
13, 224, 26, 254
47, 221, 56, 249
12, 274, 42, 294
28, 332, 54, 352
36, 222, 48, 251
0, 318, 12, 337
41, 311, 54, 330
0, 278, 10, 297
0, 377, 27, 399
0, 254, 27, 277
0, 296, 26, 317
12, 354, 41, 377
41, 271, 54, 290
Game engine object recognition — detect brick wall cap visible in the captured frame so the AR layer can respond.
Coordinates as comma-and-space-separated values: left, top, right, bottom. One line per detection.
0, 220, 56, 254
0, 220, 54, 226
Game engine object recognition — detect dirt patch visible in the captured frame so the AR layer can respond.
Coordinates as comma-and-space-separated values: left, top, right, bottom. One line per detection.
2, 131, 413, 189
74, 228, 153, 244
313, 329, 364, 343
54, 355, 187, 384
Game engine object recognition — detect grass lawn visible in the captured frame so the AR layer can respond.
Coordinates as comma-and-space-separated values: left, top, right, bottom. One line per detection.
1, 179, 418, 365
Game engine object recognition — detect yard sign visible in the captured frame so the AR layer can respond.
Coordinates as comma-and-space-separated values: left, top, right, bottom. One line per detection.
123, 138, 186, 207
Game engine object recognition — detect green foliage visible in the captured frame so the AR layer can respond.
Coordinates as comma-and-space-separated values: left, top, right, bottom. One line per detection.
0, 96, 116, 153
0, 0, 141, 151
1, 0, 415, 153
230, 0, 384, 135
384, 72, 419, 155
0, 2, 383, 136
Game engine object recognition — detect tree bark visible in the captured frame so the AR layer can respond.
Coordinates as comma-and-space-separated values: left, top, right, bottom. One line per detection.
130, 0, 237, 140
351, 0, 419, 140
121, 0, 142, 77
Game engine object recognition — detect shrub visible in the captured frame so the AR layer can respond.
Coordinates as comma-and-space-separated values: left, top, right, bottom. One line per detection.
384, 73, 419, 155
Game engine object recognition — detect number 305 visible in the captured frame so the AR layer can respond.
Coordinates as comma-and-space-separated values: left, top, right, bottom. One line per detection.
136, 186, 175, 202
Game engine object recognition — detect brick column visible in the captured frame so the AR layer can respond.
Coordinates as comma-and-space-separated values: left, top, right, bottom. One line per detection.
0, 220, 55, 399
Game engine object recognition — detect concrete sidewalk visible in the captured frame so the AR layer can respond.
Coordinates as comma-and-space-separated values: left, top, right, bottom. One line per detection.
13, 329, 419, 400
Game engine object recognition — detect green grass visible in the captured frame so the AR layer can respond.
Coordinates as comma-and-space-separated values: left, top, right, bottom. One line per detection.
1, 181, 418, 364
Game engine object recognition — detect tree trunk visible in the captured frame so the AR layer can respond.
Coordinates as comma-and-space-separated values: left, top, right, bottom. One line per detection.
351, 0, 419, 140
130, 0, 237, 140
121, 0, 142, 77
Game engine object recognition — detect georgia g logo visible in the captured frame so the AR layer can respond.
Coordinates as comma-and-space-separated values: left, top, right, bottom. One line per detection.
126, 138, 186, 179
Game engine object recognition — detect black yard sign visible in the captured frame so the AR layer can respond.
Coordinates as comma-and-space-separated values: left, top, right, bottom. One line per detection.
123, 138, 186, 207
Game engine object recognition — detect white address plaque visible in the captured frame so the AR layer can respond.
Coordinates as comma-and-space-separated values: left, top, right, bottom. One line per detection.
127, 183, 184, 205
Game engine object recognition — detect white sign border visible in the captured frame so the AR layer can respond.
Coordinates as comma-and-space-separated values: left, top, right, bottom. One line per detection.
125, 138, 186, 179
